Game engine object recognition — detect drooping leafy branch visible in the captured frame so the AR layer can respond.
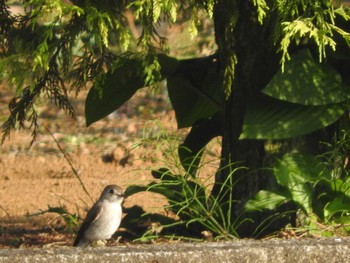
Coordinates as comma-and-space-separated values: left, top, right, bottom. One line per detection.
2, 0, 350, 144
0, 0, 187, 142
271, 0, 350, 68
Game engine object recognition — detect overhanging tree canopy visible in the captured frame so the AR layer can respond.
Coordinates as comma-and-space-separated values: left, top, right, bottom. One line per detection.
1, 0, 350, 237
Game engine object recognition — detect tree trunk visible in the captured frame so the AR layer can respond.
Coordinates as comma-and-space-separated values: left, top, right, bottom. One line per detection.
212, 0, 279, 236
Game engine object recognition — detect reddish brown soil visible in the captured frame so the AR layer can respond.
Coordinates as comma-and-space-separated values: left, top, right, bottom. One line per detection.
0, 84, 220, 248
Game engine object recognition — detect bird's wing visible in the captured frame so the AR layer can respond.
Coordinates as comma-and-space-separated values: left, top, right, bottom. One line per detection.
83, 202, 104, 226
73, 202, 104, 246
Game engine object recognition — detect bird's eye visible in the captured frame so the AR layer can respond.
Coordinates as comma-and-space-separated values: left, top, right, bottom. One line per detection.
109, 189, 114, 194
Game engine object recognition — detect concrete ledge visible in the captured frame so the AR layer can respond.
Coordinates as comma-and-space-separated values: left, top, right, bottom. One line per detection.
0, 238, 349, 262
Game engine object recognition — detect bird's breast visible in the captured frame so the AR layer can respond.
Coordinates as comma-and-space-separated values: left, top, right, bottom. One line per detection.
85, 201, 122, 240
100, 202, 122, 229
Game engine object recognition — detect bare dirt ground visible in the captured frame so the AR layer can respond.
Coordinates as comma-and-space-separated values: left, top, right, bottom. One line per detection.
0, 83, 221, 248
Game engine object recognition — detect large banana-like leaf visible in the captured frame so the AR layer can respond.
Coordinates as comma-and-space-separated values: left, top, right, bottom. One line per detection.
262, 49, 350, 105
167, 56, 222, 128
173, 51, 347, 174
240, 94, 345, 139
85, 54, 179, 126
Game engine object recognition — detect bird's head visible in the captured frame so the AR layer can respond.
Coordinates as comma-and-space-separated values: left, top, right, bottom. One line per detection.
100, 184, 125, 203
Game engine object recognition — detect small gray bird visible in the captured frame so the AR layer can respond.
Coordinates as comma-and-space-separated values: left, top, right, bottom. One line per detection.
73, 185, 124, 247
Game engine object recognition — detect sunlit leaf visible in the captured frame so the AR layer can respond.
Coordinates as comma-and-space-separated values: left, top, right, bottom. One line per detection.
263, 49, 350, 105
240, 94, 345, 139
244, 190, 287, 212
324, 195, 350, 222
274, 153, 331, 184
273, 153, 331, 214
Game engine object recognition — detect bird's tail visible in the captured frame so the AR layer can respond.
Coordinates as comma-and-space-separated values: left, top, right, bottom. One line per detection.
73, 236, 90, 247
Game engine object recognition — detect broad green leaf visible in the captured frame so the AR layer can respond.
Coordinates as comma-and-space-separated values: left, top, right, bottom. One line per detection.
332, 215, 350, 225
244, 190, 287, 212
124, 185, 149, 198
274, 153, 331, 185
167, 56, 222, 128
125, 182, 180, 203
318, 178, 350, 198
263, 49, 350, 105
273, 153, 330, 214
324, 195, 350, 222
331, 179, 350, 197
240, 94, 345, 139
158, 54, 181, 77
287, 183, 313, 214
85, 54, 179, 126
85, 59, 143, 126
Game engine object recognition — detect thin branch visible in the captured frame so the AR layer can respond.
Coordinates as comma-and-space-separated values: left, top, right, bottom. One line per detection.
45, 126, 94, 204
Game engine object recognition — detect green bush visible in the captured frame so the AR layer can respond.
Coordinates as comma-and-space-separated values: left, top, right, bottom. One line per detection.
245, 149, 350, 236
